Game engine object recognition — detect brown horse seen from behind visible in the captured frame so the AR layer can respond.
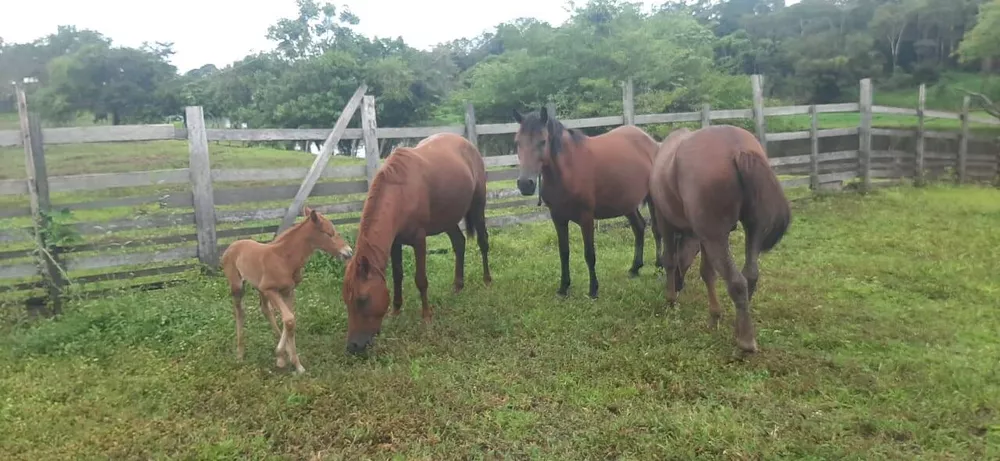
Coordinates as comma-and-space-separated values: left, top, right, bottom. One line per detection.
341, 132, 491, 355
649, 125, 791, 353
513, 106, 661, 299
221, 206, 353, 373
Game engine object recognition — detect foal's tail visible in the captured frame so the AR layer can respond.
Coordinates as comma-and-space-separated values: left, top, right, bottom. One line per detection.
732, 151, 791, 253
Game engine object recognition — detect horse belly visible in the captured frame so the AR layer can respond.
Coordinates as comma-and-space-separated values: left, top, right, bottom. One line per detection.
424, 172, 476, 236
594, 162, 650, 219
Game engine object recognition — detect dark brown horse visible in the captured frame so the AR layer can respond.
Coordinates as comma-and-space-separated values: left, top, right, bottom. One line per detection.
649, 125, 791, 353
341, 132, 491, 354
512, 106, 661, 299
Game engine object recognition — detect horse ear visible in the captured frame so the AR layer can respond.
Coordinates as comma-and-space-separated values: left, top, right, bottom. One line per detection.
539, 106, 548, 124
309, 209, 319, 223
512, 109, 523, 123
302, 205, 312, 217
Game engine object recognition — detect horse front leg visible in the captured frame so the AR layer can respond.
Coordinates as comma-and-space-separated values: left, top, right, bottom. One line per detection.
553, 217, 572, 297
625, 209, 646, 277
390, 239, 404, 317
580, 212, 598, 299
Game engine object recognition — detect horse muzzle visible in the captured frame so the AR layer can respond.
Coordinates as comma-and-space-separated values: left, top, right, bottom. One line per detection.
346, 332, 375, 355
516, 178, 536, 196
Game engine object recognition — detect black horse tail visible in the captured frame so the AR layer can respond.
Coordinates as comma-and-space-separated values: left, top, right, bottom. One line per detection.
732, 151, 791, 253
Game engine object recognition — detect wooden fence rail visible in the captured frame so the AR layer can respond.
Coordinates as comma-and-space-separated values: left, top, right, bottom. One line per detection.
2, 75, 998, 309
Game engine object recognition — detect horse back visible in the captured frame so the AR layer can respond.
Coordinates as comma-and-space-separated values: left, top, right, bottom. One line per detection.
405, 133, 485, 233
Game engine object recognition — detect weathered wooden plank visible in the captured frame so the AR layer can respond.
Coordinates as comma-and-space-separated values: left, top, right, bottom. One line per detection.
185, 106, 219, 267
476, 123, 519, 136
752, 75, 767, 149
872, 106, 919, 116
0, 178, 28, 195
770, 154, 810, 167
0, 263, 37, 280
484, 210, 550, 228
487, 168, 520, 182
207, 128, 339, 142
815, 103, 860, 113
764, 105, 811, 117
916, 84, 926, 186
769, 131, 810, 142
634, 112, 701, 125
214, 180, 369, 206
0, 129, 21, 147
55, 192, 194, 212
377, 126, 464, 139
41, 124, 181, 144
967, 115, 1000, 126
215, 200, 365, 224
819, 170, 859, 183
361, 95, 381, 188
817, 127, 858, 138
819, 150, 859, 162
622, 78, 635, 126
465, 102, 478, 149
212, 165, 366, 182
708, 109, 753, 120
562, 116, 624, 129
73, 264, 194, 284
923, 109, 961, 120
809, 105, 819, 190
484, 155, 518, 168
859, 78, 873, 191
780, 177, 811, 188
65, 245, 198, 272
53, 168, 190, 192
277, 84, 367, 235
0, 205, 31, 219
958, 96, 970, 184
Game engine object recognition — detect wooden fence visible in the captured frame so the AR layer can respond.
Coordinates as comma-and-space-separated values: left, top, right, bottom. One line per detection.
1, 76, 998, 310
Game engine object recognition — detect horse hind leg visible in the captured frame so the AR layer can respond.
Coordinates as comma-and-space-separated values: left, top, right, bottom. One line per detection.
446, 226, 466, 294
646, 198, 663, 269
473, 211, 492, 286
625, 210, 646, 278
223, 264, 246, 361
699, 243, 723, 330
580, 213, 599, 299
742, 227, 761, 302
700, 237, 758, 353
258, 289, 281, 339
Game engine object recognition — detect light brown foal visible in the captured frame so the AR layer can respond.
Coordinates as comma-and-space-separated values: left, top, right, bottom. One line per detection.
221, 206, 353, 373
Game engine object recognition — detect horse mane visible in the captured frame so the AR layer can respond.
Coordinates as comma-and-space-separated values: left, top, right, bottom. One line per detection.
518, 110, 586, 157
350, 148, 422, 276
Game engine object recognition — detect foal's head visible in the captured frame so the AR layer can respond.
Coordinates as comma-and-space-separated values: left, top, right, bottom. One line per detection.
301, 207, 353, 261
512, 105, 564, 196
342, 254, 389, 355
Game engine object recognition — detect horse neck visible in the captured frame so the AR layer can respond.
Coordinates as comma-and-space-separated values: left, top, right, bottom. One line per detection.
270, 220, 317, 270
543, 132, 588, 192
353, 184, 405, 274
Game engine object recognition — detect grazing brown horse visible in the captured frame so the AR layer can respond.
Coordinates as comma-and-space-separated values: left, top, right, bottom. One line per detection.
341, 132, 491, 354
221, 206, 353, 373
649, 125, 791, 353
512, 106, 661, 299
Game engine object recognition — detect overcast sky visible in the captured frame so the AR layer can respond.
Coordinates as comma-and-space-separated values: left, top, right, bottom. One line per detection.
2, 0, 800, 73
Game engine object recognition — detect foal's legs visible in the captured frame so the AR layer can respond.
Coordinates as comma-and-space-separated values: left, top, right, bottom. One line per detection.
446, 226, 466, 293
580, 212, 599, 299
230, 282, 246, 361
700, 238, 758, 353
258, 289, 281, 338
625, 209, 646, 278
390, 240, 404, 316
413, 235, 433, 322
553, 217, 572, 297
268, 289, 304, 373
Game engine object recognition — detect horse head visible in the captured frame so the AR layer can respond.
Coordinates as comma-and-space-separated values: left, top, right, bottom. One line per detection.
302, 206, 353, 261
512, 105, 563, 196
342, 253, 389, 355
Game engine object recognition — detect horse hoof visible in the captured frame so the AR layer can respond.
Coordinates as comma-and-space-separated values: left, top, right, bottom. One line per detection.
628, 269, 640, 278
390, 308, 402, 318
483, 277, 493, 287
737, 339, 759, 354
294, 365, 306, 374
453, 284, 464, 294
276, 356, 287, 369
557, 288, 569, 297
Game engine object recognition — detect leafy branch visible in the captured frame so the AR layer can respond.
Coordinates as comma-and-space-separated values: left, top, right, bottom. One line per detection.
957, 88, 1000, 120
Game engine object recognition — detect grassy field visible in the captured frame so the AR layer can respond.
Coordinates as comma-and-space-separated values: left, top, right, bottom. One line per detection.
0, 184, 997, 459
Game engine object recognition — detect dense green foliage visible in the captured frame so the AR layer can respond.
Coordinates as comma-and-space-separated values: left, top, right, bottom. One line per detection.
0, 0, 995, 140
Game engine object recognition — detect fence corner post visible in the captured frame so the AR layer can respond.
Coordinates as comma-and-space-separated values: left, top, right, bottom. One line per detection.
751, 74, 767, 150
858, 78, 873, 193
185, 105, 219, 270
958, 95, 970, 185
915, 84, 926, 186
809, 104, 819, 191
16, 86, 63, 315
464, 101, 478, 150
361, 95, 380, 189
701, 103, 711, 129
622, 78, 635, 126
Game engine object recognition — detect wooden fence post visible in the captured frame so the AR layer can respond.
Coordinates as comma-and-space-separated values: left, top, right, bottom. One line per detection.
858, 78, 873, 192
276, 84, 367, 236
361, 95, 380, 189
958, 95, 970, 184
809, 104, 819, 190
185, 106, 219, 269
915, 84, 926, 186
751, 75, 767, 150
464, 101, 478, 150
16, 86, 63, 315
701, 103, 711, 128
622, 78, 635, 126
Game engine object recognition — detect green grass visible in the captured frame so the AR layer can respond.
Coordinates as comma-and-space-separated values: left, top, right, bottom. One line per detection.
1, 185, 998, 459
